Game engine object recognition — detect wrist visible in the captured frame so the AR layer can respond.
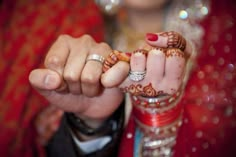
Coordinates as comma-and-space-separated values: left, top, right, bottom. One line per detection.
65, 101, 125, 141
73, 114, 107, 131
68, 114, 109, 141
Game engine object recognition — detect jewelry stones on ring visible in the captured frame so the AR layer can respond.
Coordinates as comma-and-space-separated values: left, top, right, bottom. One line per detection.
86, 54, 105, 64
129, 71, 146, 82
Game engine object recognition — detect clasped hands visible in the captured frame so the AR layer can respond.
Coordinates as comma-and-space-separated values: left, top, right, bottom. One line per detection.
29, 31, 191, 126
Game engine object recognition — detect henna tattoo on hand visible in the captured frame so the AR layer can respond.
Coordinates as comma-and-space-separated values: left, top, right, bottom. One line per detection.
102, 50, 130, 72
165, 48, 186, 59
121, 83, 164, 97
102, 31, 187, 98
159, 31, 186, 52
133, 49, 148, 55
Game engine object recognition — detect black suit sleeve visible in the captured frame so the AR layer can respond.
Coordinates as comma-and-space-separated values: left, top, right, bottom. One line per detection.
46, 103, 124, 157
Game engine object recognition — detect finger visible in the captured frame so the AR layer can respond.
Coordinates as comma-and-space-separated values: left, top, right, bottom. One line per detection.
81, 61, 103, 96
146, 33, 167, 48
44, 34, 71, 75
130, 50, 147, 72
63, 35, 92, 94
161, 48, 186, 94
81, 42, 111, 96
145, 32, 192, 57
102, 50, 131, 72
101, 61, 130, 88
44, 35, 73, 92
29, 69, 61, 93
126, 49, 147, 83
145, 48, 165, 83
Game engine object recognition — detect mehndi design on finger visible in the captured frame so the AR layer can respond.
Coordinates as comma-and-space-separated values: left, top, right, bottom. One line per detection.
102, 49, 149, 72
159, 31, 186, 52
133, 49, 148, 55
102, 31, 187, 72
102, 50, 131, 72
165, 48, 186, 58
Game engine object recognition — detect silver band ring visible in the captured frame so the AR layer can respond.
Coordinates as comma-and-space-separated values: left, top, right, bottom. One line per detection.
128, 70, 146, 82
86, 54, 105, 64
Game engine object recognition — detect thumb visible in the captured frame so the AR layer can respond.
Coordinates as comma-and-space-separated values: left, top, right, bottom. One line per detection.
145, 32, 168, 48
29, 69, 62, 93
101, 61, 130, 88
145, 32, 192, 57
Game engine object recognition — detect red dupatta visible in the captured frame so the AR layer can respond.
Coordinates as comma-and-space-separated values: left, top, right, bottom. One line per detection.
0, 0, 104, 156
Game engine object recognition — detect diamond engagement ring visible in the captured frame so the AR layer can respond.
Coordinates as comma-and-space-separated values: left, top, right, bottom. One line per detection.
86, 54, 105, 64
128, 70, 146, 82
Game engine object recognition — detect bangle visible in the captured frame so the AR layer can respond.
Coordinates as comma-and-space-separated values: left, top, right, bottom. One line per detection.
65, 102, 124, 136
131, 91, 182, 113
131, 91, 184, 135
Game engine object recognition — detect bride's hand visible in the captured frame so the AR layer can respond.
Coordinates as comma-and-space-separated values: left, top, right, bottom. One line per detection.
102, 31, 193, 97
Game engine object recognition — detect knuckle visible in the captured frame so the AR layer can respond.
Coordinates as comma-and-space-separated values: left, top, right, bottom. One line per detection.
81, 34, 94, 43
98, 42, 110, 49
63, 71, 79, 82
57, 34, 71, 42
93, 42, 111, 56
77, 34, 95, 47
81, 73, 98, 85
45, 55, 64, 68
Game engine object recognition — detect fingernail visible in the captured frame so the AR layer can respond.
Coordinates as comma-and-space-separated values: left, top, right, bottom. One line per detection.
135, 51, 144, 56
146, 33, 158, 41
151, 48, 163, 54
124, 52, 132, 57
44, 74, 57, 88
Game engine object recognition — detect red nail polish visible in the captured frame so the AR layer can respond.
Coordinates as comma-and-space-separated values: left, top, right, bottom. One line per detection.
146, 33, 158, 41
125, 52, 132, 57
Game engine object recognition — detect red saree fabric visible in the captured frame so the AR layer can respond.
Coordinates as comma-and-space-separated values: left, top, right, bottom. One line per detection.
0, 0, 104, 156
119, 0, 236, 157
175, 1, 236, 156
